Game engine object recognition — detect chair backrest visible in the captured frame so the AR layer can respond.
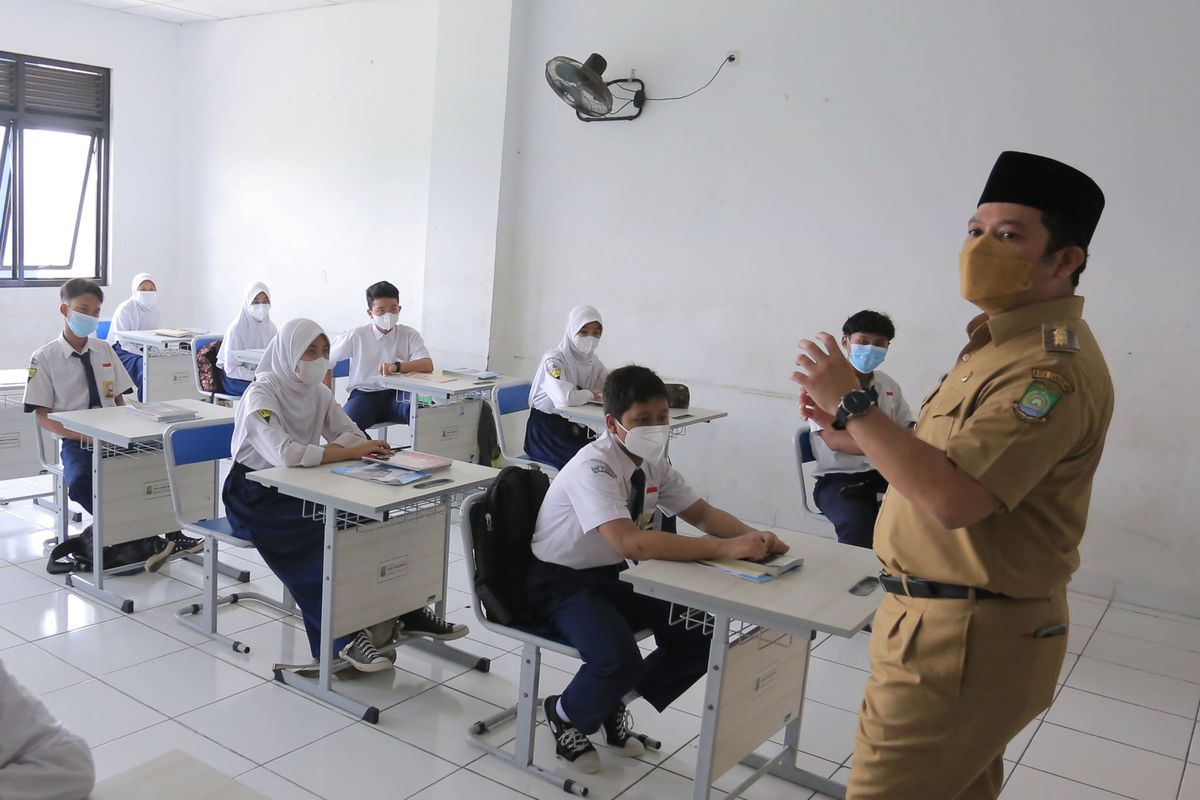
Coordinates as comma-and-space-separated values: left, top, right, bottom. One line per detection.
492, 382, 532, 463
794, 427, 821, 517
332, 358, 350, 379
162, 419, 234, 525
96, 319, 111, 340
190, 335, 223, 397
32, 416, 59, 472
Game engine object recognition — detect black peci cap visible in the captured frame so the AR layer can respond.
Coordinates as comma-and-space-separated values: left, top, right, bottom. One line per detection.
978, 151, 1105, 246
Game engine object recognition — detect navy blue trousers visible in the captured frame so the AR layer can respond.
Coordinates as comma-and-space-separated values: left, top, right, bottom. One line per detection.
524, 408, 592, 471
113, 343, 144, 402
343, 389, 410, 435
60, 440, 93, 514
223, 462, 351, 659
221, 376, 252, 396
527, 560, 711, 734
813, 470, 888, 549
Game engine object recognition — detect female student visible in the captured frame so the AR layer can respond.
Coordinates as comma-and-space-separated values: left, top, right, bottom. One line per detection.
107, 272, 160, 400
216, 281, 276, 396
223, 318, 465, 672
525, 305, 608, 470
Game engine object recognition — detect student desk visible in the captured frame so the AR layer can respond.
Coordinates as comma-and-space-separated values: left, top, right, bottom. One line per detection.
621, 532, 881, 800
48, 399, 241, 612
379, 371, 516, 463
0, 368, 54, 506
118, 330, 208, 402
554, 402, 728, 440
228, 348, 264, 369
92, 749, 268, 800
247, 459, 499, 722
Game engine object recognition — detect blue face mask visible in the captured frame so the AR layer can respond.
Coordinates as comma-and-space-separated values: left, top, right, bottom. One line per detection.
67, 311, 100, 338
849, 343, 887, 373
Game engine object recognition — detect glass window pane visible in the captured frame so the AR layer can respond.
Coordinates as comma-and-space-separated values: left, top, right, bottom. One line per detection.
0, 125, 11, 279
21, 128, 97, 280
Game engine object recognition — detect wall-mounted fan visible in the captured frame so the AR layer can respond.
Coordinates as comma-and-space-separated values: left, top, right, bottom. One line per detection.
545, 53, 646, 122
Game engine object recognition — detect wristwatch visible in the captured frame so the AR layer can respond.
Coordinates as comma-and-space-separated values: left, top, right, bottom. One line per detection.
392, 360, 403, 373
832, 389, 876, 430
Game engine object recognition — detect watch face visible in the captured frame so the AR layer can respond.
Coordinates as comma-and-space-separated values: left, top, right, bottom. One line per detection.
843, 390, 874, 414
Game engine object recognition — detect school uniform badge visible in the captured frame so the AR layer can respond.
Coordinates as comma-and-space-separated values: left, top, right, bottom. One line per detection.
1014, 380, 1061, 422
257, 409, 273, 421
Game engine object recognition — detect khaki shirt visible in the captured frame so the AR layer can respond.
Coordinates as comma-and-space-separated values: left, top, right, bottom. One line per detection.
874, 296, 1114, 598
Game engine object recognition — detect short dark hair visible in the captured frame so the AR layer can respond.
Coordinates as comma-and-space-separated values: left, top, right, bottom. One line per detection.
842, 310, 895, 341
603, 365, 668, 420
365, 281, 400, 305
1041, 210, 1089, 288
60, 278, 103, 304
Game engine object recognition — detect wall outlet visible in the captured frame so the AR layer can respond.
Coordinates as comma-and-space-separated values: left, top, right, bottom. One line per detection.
726, 50, 741, 66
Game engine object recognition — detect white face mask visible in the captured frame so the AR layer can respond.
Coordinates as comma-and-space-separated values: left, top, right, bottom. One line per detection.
248, 303, 271, 323
135, 291, 157, 307
295, 357, 329, 385
616, 420, 670, 463
374, 312, 398, 332
574, 334, 599, 355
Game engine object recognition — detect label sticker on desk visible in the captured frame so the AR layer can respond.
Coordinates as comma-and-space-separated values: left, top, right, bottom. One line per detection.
753, 662, 779, 697
0, 432, 19, 450
377, 556, 409, 583
171, 372, 191, 384
440, 426, 460, 442
142, 479, 171, 500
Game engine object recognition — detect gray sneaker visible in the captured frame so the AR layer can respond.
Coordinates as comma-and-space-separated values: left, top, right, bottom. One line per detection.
143, 538, 176, 573
339, 630, 392, 672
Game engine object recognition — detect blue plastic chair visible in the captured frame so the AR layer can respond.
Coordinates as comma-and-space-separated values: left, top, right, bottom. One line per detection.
163, 419, 295, 652
332, 358, 350, 378
492, 382, 556, 474
190, 335, 238, 404
794, 427, 823, 519
96, 319, 111, 340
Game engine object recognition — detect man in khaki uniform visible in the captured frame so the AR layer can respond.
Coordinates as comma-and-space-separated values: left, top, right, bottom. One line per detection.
793, 151, 1114, 799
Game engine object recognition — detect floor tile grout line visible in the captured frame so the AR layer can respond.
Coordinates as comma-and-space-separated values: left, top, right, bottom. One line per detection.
1055, 682, 1200, 722
1178, 724, 1198, 800
1031, 719, 1191, 765
1014, 762, 1140, 799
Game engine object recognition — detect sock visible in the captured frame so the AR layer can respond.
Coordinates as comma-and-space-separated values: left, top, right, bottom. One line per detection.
556, 697, 571, 723
621, 691, 640, 707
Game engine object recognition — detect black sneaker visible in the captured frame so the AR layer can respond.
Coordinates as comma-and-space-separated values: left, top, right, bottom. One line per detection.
165, 531, 205, 555
398, 608, 468, 641
544, 695, 601, 773
600, 703, 645, 757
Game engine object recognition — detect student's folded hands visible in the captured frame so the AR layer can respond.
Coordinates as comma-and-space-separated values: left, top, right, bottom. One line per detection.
722, 531, 789, 561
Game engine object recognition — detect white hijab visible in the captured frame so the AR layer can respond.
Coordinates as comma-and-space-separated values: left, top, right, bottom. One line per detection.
107, 271, 160, 343
217, 281, 276, 370
234, 318, 334, 451
558, 304, 603, 366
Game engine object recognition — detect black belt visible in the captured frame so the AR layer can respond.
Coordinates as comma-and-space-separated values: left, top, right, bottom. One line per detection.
879, 573, 1008, 600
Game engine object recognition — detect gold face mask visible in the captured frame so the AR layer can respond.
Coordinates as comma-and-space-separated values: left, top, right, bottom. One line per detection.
959, 235, 1041, 311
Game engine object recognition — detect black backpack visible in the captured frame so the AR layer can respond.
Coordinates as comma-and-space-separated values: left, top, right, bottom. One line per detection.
469, 464, 550, 627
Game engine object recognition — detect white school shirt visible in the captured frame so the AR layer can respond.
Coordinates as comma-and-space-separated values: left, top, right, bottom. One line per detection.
0, 659, 95, 800
231, 383, 366, 470
528, 346, 608, 414
808, 370, 914, 477
330, 323, 431, 393
530, 431, 701, 570
23, 335, 136, 412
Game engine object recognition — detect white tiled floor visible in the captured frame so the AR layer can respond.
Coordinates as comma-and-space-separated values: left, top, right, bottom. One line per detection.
0, 494, 1198, 799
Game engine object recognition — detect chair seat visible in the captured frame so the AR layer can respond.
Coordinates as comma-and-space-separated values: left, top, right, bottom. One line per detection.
485, 619, 653, 660
189, 517, 253, 548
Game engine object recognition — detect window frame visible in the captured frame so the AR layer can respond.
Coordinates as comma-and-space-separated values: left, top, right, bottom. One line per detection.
0, 51, 110, 289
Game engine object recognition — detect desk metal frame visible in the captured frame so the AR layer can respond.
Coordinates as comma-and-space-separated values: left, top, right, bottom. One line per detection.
248, 463, 498, 722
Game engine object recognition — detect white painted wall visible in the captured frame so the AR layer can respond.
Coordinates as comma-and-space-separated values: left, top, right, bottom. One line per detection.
420, 0, 513, 369
0, 0, 180, 361
492, 0, 1200, 605
176, 0, 438, 342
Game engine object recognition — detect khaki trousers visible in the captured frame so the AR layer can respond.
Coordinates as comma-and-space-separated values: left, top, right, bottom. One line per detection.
846, 590, 1068, 800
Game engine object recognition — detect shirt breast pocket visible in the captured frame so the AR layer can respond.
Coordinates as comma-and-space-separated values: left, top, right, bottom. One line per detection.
636, 487, 660, 530
916, 387, 965, 448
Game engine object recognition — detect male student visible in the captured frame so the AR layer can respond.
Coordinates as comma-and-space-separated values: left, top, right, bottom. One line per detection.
24, 278, 199, 571
802, 310, 914, 548
527, 365, 788, 773
331, 281, 433, 435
